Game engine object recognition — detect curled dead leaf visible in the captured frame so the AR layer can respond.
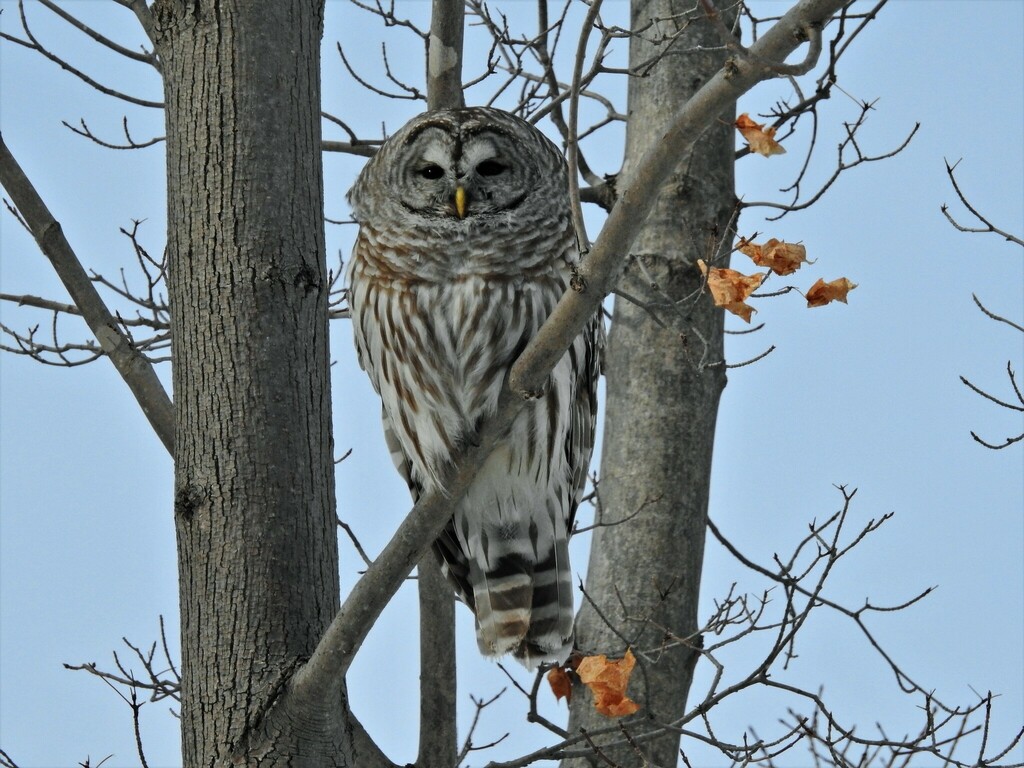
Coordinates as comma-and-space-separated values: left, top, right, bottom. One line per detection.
698, 258, 766, 323
576, 649, 640, 718
806, 277, 857, 307
547, 665, 572, 703
738, 237, 811, 276
735, 113, 786, 157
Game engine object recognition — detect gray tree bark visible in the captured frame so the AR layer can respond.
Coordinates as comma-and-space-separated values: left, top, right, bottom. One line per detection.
565, 2, 739, 765
151, 1, 348, 764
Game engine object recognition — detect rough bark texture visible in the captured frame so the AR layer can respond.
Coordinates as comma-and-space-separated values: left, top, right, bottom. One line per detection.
152, 2, 344, 764
565, 2, 738, 765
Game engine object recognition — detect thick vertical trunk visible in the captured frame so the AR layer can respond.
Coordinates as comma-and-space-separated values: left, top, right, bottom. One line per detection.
152, 2, 342, 764
565, 2, 737, 765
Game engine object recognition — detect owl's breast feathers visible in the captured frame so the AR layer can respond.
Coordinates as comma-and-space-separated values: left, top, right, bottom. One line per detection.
349, 216, 576, 283
347, 209, 600, 667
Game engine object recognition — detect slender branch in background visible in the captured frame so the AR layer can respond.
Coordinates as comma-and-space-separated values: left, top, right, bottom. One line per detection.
961, 360, 1024, 450
941, 158, 1024, 246
336, 41, 425, 102
0, 134, 174, 455
0, 319, 103, 366
380, 41, 427, 100
348, 0, 429, 38
321, 110, 383, 156
62, 117, 165, 150
427, 0, 466, 111
565, 0, 603, 250
38, 0, 158, 68
337, 517, 375, 571
2, 212, 170, 364
457, 690, 509, 764
731, 0, 905, 231
1, 292, 92, 318
939, 160, 1024, 450
416, 556, 458, 767
327, 251, 352, 319
0, 0, 163, 108
970, 293, 1024, 335
322, 140, 380, 157
741, 100, 920, 220
112, 0, 158, 51
960, 366, 1024, 413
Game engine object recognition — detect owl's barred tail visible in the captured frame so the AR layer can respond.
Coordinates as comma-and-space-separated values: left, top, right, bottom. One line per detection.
471, 539, 575, 669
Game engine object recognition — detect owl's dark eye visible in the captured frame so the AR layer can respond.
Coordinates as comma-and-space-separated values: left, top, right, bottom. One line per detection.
418, 164, 444, 180
477, 159, 507, 177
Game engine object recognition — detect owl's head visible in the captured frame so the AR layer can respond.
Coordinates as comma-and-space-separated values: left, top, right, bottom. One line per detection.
348, 107, 569, 229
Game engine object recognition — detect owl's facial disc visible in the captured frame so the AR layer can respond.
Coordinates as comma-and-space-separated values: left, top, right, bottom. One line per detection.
398, 126, 527, 220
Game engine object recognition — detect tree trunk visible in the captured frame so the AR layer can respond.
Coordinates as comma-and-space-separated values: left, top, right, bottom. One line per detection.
152, 2, 344, 764
565, 2, 737, 765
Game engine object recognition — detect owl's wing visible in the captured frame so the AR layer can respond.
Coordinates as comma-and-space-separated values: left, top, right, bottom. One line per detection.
381, 406, 415, 495
382, 406, 475, 607
566, 312, 604, 532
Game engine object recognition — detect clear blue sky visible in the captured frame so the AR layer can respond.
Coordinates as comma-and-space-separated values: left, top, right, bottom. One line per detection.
1, 1, 1021, 766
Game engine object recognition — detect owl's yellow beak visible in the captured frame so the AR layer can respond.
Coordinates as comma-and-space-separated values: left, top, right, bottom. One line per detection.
454, 186, 467, 219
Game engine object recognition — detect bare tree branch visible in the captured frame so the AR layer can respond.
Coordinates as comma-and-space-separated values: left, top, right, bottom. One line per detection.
971, 293, 1024, 335
321, 111, 383, 156
1, 0, 163, 108
112, 0, 158, 50
741, 105, 920, 219
62, 117, 164, 150
417, 555, 458, 767
457, 689, 509, 764
0, 134, 174, 454
322, 140, 380, 157
936, 159, 1023, 450
565, 0, 604, 249
427, 0, 466, 111
941, 158, 1024, 246
38, 0, 159, 68
336, 41, 425, 103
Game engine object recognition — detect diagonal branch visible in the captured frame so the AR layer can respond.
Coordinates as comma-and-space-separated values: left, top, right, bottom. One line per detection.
1, 0, 163, 109
0, 134, 174, 455
941, 158, 1024, 246
113, 0, 158, 50
38, 0, 159, 68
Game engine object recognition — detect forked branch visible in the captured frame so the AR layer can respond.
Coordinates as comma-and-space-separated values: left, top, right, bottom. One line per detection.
942, 158, 1024, 246
941, 160, 1024, 450
0, 135, 174, 454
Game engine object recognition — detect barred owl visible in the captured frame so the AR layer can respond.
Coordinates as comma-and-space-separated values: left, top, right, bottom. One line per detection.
346, 107, 601, 667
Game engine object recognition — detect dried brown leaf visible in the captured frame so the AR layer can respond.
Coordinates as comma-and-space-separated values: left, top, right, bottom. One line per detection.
698, 258, 766, 322
736, 113, 786, 157
806, 277, 857, 307
576, 649, 640, 718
